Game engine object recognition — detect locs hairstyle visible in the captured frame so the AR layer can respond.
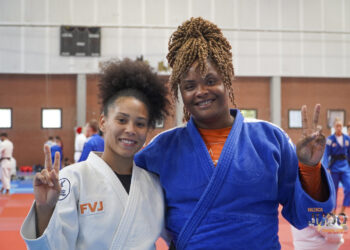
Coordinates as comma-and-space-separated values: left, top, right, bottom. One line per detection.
98, 58, 169, 128
166, 17, 235, 121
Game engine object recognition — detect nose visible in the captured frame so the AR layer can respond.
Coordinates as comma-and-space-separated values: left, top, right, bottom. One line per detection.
125, 122, 136, 135
196, 83, 208, 98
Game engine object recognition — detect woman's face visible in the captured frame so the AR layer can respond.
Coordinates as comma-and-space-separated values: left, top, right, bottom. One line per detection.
100, 96, 149, 160
334, 122, 343, 136
179, 59, 231, 129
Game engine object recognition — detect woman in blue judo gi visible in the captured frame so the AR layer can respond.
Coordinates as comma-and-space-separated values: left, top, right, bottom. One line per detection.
322, 119, 350, 215
134, 17, 336, 249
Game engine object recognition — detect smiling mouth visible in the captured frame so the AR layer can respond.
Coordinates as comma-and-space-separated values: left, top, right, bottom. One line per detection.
119, 138, 137, 146
196, 99, 215, 108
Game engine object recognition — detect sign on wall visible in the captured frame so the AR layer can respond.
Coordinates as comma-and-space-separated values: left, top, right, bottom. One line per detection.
60, 26, 101, 57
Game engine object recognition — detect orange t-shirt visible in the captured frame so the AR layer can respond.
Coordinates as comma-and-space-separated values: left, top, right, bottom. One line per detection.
198, 127, 231, 166
198, 126, 327, 201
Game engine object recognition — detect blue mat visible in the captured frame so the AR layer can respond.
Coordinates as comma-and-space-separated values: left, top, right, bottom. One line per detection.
0, 179, 34, 194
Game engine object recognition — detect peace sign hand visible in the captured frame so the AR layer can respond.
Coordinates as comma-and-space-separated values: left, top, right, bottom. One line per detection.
296, 104, 326, 166
34, 145, 61, 209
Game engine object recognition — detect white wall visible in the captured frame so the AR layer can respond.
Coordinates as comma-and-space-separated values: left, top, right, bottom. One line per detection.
0, 0, 349, 76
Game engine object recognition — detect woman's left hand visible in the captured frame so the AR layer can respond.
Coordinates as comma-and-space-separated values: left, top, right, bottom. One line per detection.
296, 104, 326, 166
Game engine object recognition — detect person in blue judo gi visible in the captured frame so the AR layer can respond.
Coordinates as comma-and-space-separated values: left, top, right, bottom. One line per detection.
134, 17, 336, 250
322, 118, 350, 215
78, 119, 105, 162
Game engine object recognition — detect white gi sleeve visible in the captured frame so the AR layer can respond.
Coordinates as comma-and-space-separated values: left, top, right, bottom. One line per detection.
20, 171, 80, 250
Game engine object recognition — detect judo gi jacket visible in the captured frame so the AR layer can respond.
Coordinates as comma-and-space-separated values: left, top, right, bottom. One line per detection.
135, 109, 335, 250
21, 152, 165, 250
322, 133, 350, 173
79, 134, 104, 162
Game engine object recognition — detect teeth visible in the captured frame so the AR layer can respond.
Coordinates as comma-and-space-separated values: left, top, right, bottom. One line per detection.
198, 100, 212, 106
121, 139, 135, 145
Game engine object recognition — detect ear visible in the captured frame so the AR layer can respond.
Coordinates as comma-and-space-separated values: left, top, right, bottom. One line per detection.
99, 113, 106, 133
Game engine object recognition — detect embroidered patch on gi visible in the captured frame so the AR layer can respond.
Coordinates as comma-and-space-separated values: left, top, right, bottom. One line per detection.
326, 139, 332, 146
332, 143, 337, 147
58, 178, 71, 201
79, 201, 104, 216
346, 140, 349, 147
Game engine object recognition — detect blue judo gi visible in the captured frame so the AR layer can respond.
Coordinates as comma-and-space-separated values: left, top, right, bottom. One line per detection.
135, 109, 335, 250
78, 134, 104, 162
322, 133, 350, 207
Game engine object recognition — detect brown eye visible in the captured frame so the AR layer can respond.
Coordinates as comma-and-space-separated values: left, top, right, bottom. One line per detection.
117, 118, 126, 124
136, 122, 146, 128
207, 78, 216, 85
184, 84, 195, 91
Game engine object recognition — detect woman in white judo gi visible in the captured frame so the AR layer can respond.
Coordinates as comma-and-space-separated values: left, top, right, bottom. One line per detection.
21, 58, 169, 250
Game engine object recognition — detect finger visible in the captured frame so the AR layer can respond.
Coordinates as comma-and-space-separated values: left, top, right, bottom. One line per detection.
312, 104, 321, 130
50, 170, 61, 191
34, 172, 46, 186
41, 169, 54, 187
53, 151, 60, 173
298, 135, 316, 150
301, 105, 308, 137
44, 144, 53, 171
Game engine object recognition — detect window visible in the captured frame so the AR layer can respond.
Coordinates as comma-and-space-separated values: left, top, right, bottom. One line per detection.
288, 110, 302, 128
155, 119, 164, 128
42, 108, 62, 128
241, 109, 257, 119
0, 108, 12, 128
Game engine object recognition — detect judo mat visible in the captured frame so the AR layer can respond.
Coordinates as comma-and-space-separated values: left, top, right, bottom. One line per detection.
0, 179, 349, 250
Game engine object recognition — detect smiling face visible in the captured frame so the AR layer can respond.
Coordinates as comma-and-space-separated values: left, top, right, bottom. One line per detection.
179, 59, 233, 129
100, 96, 149, 162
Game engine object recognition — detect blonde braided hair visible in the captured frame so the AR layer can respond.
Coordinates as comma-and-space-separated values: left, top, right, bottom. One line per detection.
167, 17, 235, 121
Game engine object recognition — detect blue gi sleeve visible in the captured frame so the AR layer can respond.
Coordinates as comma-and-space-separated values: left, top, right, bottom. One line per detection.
277, 131, 335, 230
134, 132, 171, 175
78, 141, 92, 162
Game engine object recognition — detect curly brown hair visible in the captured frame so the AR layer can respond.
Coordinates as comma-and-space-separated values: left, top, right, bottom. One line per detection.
99, 58, 169, 128
167, 17, 235, 121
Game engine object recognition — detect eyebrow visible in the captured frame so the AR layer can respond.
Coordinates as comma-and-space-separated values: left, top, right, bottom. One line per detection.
204, 73, 218, 79
117, 112, 148, 121
182, 79, 196, 83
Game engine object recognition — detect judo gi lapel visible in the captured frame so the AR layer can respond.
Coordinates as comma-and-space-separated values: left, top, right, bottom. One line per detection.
88, 152, 129, 205
87, 153, 142, 249
186, 117, 215, 179
176, 109, 244, 250
110, 163, 142, 249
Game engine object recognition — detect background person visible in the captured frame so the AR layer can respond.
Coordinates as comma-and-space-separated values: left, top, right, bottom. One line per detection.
78, 119, 104, 162
0, 132, 14, 194
74, 126, 86, 162
44, 136, 55, 147
322, 118, 350, 215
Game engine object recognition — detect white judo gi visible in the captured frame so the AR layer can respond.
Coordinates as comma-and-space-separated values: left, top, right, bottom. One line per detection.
21, 152, 165, 250
292, 224, 344, 250
74, 133, 86, 163
0, 138, 14, 191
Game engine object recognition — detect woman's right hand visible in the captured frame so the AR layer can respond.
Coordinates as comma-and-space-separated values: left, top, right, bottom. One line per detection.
34, 145, 61, 210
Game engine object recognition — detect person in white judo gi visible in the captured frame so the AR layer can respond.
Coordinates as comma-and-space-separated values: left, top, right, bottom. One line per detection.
74, 126, 86, 162
21, 58, 170, 250
0, 132, 14, 195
